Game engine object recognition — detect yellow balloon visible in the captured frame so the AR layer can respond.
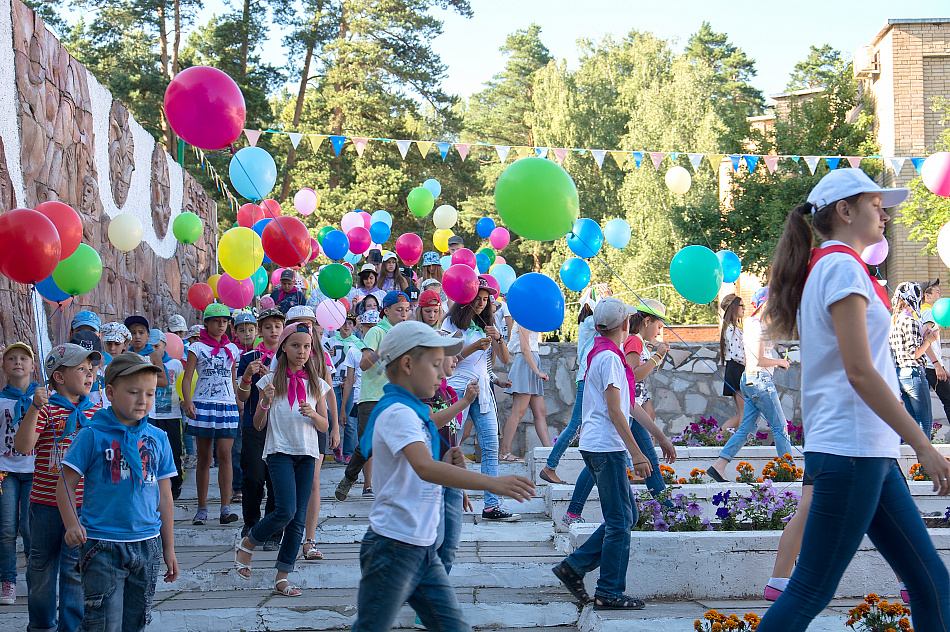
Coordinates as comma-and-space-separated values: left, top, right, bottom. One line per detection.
218, 227, 264, 280
175, 371, 198, 401
108, 213, 144, 252
433, 229, 453, 253
208, 274, 221, 298
665, 166, 692, 195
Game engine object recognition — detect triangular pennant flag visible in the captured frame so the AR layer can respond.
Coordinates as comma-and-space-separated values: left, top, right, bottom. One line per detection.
911, 157, 926, 174
551, 148, 569, 165
743, 155, 759, 173
395, 140, 412, 159
352, 137, 368, 157
513, 146, 528, 159
244, 129, 262, 147
631, 152, 644, 169
436, 142, 451, 162
330, 135, 347, 156
824, 157, 841, 170
787, 156, 801, 163
847, 156, 863, 168
648, 152, 665, 170
729, 155, 741, 172
707, 154, 725, 170
287, 132, 303, 149
590, 149, 607, 169
610, 151, 628, 169
455, 143, 471, 161
536, 147, 549, 159
687, 153, 703, 172
887, 157, 906, 175
670, 152, 678, 162
803, 156, 820, 174
416, 141, 433, 158
764, 156, 780, 174
309, 135, 326, 152
495, 145, 511, 162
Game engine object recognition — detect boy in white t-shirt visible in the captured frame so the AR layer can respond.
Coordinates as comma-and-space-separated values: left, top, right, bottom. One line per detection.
352, 321, 535, 632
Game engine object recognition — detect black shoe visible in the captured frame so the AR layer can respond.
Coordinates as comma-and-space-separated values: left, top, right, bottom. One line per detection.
231, 492, 243, 504
482, 507, 521, 522
362, 487, 374, 499
172, 486, 182, 501
335, 476, 356, 501
220, 512, 239, 524
263, 540, 280, 552
706, 466, 727, 482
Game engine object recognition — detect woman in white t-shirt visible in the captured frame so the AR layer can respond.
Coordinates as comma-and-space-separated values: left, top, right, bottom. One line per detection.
718, 294, 746, 431
753, 170, 950, 632
499, 323, 550, 461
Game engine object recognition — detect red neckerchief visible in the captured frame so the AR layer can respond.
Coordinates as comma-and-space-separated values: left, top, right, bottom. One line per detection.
585, 336, 637, 396
255, 343, 276, 365
198, 330, 234, 362
807, 244, 889, 309
287, 368, 307, 408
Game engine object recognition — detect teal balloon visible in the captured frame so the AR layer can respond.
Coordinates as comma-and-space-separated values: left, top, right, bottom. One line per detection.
491, 264, 517, 293
670, 245, 723, 304
371, 210, 393, 227
507, 273, 565, 332
566, 218, 603, 259
344, 251, 362, 266
423, 178, 442, 199
604, 218, 631, 249
440, 255, 452, 271
229, 146, 277, 200
494, 157, 579, 242
52, 244, 102, 296
559, 258, 591, 292
251, 267, 268, 296
716, 250, 742, 284
933, 298, 950, 327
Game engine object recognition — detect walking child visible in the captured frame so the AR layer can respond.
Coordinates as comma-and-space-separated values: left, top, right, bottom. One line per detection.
124, 316, 168, 389
149, 330, 185, 500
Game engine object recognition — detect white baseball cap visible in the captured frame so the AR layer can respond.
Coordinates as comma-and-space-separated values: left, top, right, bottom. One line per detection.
807, 168, 909, 211
286, 305, 317, 323
593, 297, 636, 331
376, 321, 464, 367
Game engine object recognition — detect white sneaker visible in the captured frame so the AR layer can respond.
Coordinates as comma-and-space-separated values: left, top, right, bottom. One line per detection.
0, 581, 15, 605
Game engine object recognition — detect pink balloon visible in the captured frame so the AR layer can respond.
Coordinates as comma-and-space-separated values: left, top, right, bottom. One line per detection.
489, 227, 510, 250
443, 264, 479, 304
479, 274, 500, 295
922, 152, 950, 198
315, 299, 347, 330
293, 188, 319, 216
271, 268, 285, 287
451, 248, 477, 270
164, 332, 184, 361
495, 256, 506, 265
309, 238, 321, 262
341, 212, 363, 233
217, 273, 255, 309
395, 233, 424, 266
163, 66, 245, 151
358, 211, 372, 230
348, 226, 372, 254
861, 239, 889, 266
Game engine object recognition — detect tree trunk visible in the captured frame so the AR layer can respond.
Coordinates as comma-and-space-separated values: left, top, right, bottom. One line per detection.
278, 39, 315, 202
157, 1, 174, 153
172, 0, 181, 76
240, 0, 251, 77
329, 5, 348, 190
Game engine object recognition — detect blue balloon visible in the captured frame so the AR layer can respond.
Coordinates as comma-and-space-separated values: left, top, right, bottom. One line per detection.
440, 255, 453, 272
369, 221, 391, 244
475, 253, 491, 274
604, 218, 631, 249
322, 230, 350, 261
566, 218, 603, 259
371, 210, 393, 227
491, 264, 517, 294
37, 274, 69, 303
251, 218, 273, 264
717, 250, 742, 284
476, 217, 496, 239
229, 146, 277, 200
344, 251, 362, 266
423, 178, 442, 199
507, 273, 565, 332
559, 258, 591, 292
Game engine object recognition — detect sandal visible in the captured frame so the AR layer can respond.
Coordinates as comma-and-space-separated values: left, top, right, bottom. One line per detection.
500, 453, 524, 463
273, 578, 301, 597
539, 468, 565, 485
552, 562, 590, 604
234, 539, 254, 579
593, 594, 646, 610
302, 539, 323, 561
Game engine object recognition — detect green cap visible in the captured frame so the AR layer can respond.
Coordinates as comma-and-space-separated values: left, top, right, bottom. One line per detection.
203, 303, 232, 321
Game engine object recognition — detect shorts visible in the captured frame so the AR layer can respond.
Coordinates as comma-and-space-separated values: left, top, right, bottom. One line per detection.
722, 359, 745, 397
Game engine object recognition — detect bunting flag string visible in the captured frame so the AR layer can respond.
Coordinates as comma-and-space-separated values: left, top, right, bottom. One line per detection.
192, 146, 239, 212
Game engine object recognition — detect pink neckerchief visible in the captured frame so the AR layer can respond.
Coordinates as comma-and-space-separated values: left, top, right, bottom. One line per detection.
585, 335, 637, 396
199, 329, 234, 362
234, 340, 253, 355
255, 343, 276, 365
277, 289, 297, 304
287, 368, 308, 408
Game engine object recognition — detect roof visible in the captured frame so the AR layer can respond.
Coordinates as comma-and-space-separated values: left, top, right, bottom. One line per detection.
869, 18, 950, 48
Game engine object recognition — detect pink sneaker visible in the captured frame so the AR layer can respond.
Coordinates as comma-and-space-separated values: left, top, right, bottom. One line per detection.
901, 589, 910, 604
0, 581, 15, 605
763, 585, 783, 602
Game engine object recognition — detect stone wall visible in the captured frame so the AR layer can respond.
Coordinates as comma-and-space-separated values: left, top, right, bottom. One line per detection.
0, 0, 216, 351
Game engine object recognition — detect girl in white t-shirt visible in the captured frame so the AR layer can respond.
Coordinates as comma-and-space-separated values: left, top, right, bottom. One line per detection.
718, 294, 746, 431
234, 323, 330, 597
753, 170, 950, 632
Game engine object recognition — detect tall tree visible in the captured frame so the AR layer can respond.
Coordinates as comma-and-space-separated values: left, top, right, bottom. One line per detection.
787, 44, 845, 90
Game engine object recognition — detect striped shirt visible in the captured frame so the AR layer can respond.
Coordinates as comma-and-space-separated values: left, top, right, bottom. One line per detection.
29, 402, 101, 506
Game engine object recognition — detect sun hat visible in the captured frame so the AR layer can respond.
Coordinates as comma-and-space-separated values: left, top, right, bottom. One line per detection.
894, 281, 923, 313
45, 343, 102, 375
186, 325, 203, 339
101, 322, 131, 344
447, 235, 464, 247
104, 352, 163, 386
124, 315, 149, 330
422, 251, 440, 266
751, 287, 770, 311
257, 307, 286, 323
359, 310, 380, 325
419, 290, 442, 308
359, 264, 377, 276
636, 298, 667, 322
807, 168, 909, 212
382, 291, 409, 310
71, 311, 101, 332
377, 321, 465, 367
234, 311, 257, 326
259, 296, 276, 310
476, 276, 498, 297
3, 341, 34, 360
168, 314, 187, 333
593, 297, 636, 331
381, 251, 398, 262
286, 305, 317, 323
146, 329, 166, 346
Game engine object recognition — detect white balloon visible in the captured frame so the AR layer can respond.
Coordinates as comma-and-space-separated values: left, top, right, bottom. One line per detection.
341, 211, 362, 233
938, 222, 950, 268
665, 165, 692, 195
433, 204, 458, 230
108, 213, 144, 252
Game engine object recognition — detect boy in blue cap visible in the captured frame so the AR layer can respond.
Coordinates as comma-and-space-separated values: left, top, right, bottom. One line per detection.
124, 316, 168, 389
70, 311, 101, 339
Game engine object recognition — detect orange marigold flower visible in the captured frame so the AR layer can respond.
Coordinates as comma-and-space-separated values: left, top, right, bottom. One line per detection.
899, 616, 911, 629
865, 593, 880, 605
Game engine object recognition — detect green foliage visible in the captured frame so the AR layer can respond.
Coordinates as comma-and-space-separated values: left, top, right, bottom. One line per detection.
786, 44, 845, 91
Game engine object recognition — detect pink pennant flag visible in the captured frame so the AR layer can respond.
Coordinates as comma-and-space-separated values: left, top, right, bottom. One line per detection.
551, 148, 569, 165
589, 149, 607, 169
287, 132, 303, 149
395, 140, 412, 159
352, 137, 368, 157
455, 143, 471, 161
495, 145, 511, 162
847, 156, 863, 169
244, 129, 262, 147
648, 152, 666, 171
763, 155, 780, 174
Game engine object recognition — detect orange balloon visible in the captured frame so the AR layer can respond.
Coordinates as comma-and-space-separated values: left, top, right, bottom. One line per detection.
208, 274, 222, 298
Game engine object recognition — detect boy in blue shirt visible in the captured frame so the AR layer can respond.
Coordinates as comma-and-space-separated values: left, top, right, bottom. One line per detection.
56, 353, 179, 631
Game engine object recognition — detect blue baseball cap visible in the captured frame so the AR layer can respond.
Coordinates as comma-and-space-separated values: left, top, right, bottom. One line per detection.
422, 251, 440, 266
71, 311, 101, 332
124, 315, 149, 330
752, 287, 769, 309
381, 290, 409, 310
147, 328, 166, 346
234, 311, 257, 326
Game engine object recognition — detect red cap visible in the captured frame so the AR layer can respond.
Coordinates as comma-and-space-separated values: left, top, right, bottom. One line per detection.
419, 290, 441, 307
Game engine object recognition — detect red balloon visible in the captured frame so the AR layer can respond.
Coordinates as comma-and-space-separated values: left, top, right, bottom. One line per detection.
261, 199, 282, 218
395, 233, 424, 266
0, 208, 61, 284
479, 274, 500, 295
451, 248, 477, 270
188, 283, 215, 311
34, 201, 82, 260
443, 264, 479, 304
262, 216, 311, 267
163, 66, 246, 151
237, 203, 263, 228
339, 297, 351, 311
348, 226, 372, 254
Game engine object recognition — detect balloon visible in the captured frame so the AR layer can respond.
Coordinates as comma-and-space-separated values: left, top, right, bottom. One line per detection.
165, 333, 184, 361
423, 178, 442, 199
433, 205, 458, 229
922, 152, 950, 197
188, 283, 214, 311
318, 263, 353, 300
343, 251, 362, 266
480, 274, 500, 295
36, 275, 70, 303
358, 211, 372, 230
451, 248, 477, 270
475, 253, 490, 273
478, 247, 496, 266
933, 298, 950, 327
938, 223, 950, 269
860, 239, 889, 267
237, 203, 263, 228
560, 257, 591, 292
442, 264, 479, 303
491, 264, 517, 294
207, 274, 222, 298
175, 370, 198, 401
293, 188, 320, 216
229, 147, 277, 200
433, 228, 453, 253
270, 268, 285, 287
371, 210, 393, 227
308, 238, 321, 262
315, 299, 348, 330
476, 217, 495, 238
566, 218, 603, 259
250, 218, 273, 264
217, 273, 255, 309
0, 208, 60, 284
322, 230, 350, 261
665, 165, 692, 195
108, 213, 143, 252
262, 216, 311, 267
260, 199, 282, 218
604, 218, 631, 249
163, 66, 245, 150
251, 267, 269, 296
218, 227, 264, 280
316, 226, 333, 245
348, 227, 372, 254
489, 227, 510, 250
369, 222, 391, 244
440, 255, 452, 271
395, 233, 424, 266
670, 245, 723, 304
34, 201, 82, 260
52, 244, 102, 296
495, 256, 506, 266
407, 187, 434, 218
507, 273, 565, 332
341, 212, 363, 234
340, 298, 352, 311
173, 212, 203, 244
716, 250, 742, 284
495, 158, 579, 241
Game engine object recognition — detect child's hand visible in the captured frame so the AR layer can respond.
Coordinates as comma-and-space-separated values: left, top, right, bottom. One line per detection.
632, 459, 652, 479
64, 524, 86, 547
339, 408, 347, 426
656, 341, 670, 356
163, 549, 179, 583
487, 475, 535, 502
776, 359, 790, 370
474, 337, 492, 351
442, 446, 467, 469
298, 402, 314, 418
329, 426, 340, 450
244, 360, 262, 379
462, 380, 479, 403
659, 437, 677, 464
462, 490, 473, 513
537, 372, 549, 382
32, 386, 48, 408
183, 402, 196, 419
261, 383, 276, 407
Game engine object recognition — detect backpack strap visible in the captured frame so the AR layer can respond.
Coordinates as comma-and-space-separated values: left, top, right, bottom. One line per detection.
807, 245, 889, 309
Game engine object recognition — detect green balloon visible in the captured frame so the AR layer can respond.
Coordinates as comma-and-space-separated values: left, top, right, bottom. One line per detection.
173, 212, 203, 244
478, 247, 496, 266
251, 267, 268, 296
669, 245, 723, 304
318, 263, 353, 300
52, 243, 102, 297
407, 186, 435, 218
494, 157, 579, 241
317, 226, 333, 245
933, 298, 950, 327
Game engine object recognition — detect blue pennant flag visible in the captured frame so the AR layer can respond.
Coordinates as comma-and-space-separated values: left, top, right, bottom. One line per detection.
670, 152, 678, 161
330, 135, 347, 156
436, 142, 451, 162
729, 155, 741, 172
743, 155, 759, 173
631, 152, 643, 169
825, 157, 841, 170
910, 157, 926, 174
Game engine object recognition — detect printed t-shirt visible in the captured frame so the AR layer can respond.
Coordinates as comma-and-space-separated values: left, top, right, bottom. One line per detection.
237, 350, 268, 428
30, 402, 101, 506
0, 395, 36, 473
255, 373, 331, 457
622, 334, 650, 404
578, 351, 629, 453
188, 341, 239, 404
151, 357, 184, 419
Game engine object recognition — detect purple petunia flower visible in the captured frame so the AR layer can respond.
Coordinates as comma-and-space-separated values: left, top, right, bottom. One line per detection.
686, 502, 702, 517
716, 506, 731, 520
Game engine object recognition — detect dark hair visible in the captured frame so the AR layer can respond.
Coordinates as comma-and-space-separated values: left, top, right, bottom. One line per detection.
719, 294, 743, 363
577, 304, 593, 324
376, 259, 409, 292
447, 290, 492, 331
357, 295, 380, 315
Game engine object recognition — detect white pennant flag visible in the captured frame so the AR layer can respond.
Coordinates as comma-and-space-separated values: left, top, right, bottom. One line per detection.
589, 149, 607, 169
287, 132, 303, 149
395, 140, 412, 160
887, 157, 906, 176
687, 153, 703, 172
495, 145, 511, 162
803, 156, 821, 175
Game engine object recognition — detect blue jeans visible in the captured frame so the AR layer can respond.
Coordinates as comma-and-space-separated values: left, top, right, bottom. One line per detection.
718, 372, 793, 462
437, 487, 463, 575
758, 453, 950, 631
563, 451, 637, 600
899, 366, 933, 440
78, 536, 161, 632
27, 502, 83, 632
567, 418, 666, 515
338, 386, 359, 457
352, 529, 469, 632
248, 453, 315, 572
1, 472, 32, 583
462, 400, 500, 510
547, 381, 585, 470
231, 425, 243, 492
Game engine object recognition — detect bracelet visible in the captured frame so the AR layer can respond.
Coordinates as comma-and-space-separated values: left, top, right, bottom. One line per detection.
238, 383, 251, 392
633, 460, 649, 465
649, 357, 659, 368
241, 376, 252, 384
30, 401, 42, 411
259, 403, 270, 410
